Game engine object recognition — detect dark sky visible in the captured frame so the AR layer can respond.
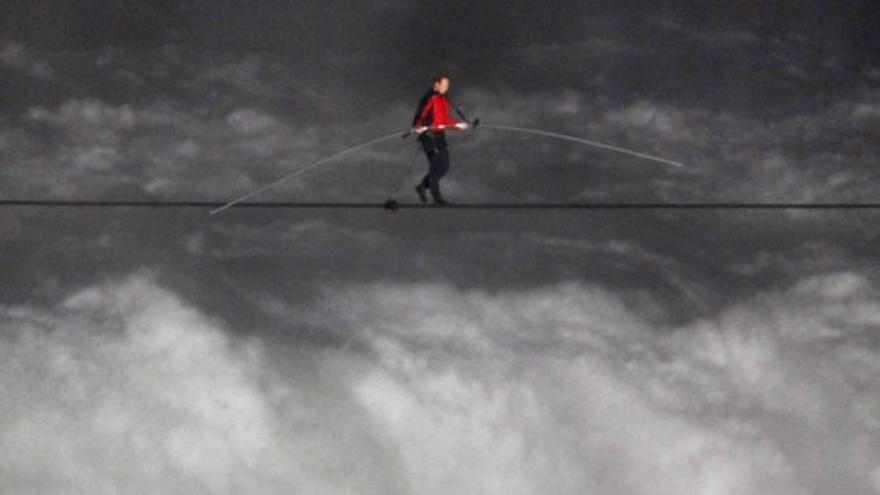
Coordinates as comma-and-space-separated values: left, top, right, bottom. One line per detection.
2, 3, 880, 493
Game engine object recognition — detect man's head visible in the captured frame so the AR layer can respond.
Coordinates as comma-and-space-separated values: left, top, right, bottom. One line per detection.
432, 73, 450, 94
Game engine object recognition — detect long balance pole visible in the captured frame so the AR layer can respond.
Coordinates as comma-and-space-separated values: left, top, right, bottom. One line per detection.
479, 124, 683, 168
210, 130, 407, 215
210, 124, 683, 215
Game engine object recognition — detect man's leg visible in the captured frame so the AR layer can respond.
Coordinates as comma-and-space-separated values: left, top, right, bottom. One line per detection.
415, 150, 438, 202
419, 151, 435, 189
437, 147, 450, 180
430, 146, 450, 203
416, 161, 429, 203
415, 135, 436, 203
427, 149, 446, 201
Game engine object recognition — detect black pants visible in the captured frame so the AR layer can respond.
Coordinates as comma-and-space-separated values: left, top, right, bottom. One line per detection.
418, 133, 450, 200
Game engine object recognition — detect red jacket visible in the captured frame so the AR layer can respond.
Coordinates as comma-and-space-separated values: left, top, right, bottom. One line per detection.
412, 90, 458, 131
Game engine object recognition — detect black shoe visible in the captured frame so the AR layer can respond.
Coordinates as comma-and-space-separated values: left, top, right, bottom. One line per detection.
415, 185, 428, 204
433, 198, 451, 206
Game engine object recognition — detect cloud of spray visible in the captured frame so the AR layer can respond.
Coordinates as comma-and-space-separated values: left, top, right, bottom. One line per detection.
0, 273, 401, 494
326, 274, 880, 494
2, 271, 880, 494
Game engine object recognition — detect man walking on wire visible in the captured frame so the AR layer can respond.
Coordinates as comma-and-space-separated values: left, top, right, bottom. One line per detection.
412, 74, 469, 205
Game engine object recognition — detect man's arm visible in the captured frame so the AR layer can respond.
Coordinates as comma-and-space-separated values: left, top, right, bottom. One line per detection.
444, 97, 468, 130
412, 92, 433, 128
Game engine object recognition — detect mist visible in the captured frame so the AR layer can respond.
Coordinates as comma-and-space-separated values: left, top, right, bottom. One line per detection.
3, 272, 879, 493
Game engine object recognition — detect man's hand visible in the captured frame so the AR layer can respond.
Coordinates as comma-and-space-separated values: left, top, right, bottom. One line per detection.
413, 126, 428, 134
455, 122, 469, 130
